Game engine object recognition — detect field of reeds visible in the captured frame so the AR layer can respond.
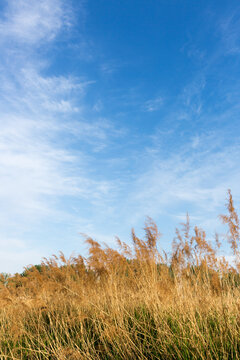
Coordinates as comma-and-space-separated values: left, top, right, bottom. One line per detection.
1, 190, 240, 359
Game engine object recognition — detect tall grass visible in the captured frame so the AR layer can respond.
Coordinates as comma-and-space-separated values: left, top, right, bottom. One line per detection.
1, 190, 240, 359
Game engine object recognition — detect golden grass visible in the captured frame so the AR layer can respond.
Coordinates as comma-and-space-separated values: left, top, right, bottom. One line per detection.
0, 190, 240, 359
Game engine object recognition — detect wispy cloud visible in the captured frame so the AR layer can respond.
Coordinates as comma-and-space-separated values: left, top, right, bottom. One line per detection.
0, 0, 71, 45
0, 0, 122, 273
0, 0, 240, 273
144, 96, 164, 112
127, 127, 240, 239
219, 9, 240, 54
0, 67, 93, 115
0, 79, 115, 221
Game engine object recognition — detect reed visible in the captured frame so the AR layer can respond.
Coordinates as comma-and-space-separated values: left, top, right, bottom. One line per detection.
0, 190, 240, 359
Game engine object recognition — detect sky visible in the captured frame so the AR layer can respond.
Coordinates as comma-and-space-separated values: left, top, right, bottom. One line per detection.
0, 0, 240, 273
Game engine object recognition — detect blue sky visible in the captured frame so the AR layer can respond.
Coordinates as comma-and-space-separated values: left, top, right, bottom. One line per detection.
0, 0, 240, 273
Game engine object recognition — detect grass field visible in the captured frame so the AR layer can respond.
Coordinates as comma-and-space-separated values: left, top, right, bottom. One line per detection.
0, 190, 240, 359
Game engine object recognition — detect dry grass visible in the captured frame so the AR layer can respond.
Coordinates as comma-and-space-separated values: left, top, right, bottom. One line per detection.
1, 190, 240, 359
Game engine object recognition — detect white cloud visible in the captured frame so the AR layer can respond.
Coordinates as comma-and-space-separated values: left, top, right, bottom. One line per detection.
93, 100, 103, 112
0, 0, 71, 45
219, 11, 240, 54
0, 67, 93, 115
0, 105, 116, 226
127, 135, 240, 235
144, 96, 163, 112
0, 0, 239, 274
191, 135, 201, 149
0, 0, 121, 273
180, 77, 205, 117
